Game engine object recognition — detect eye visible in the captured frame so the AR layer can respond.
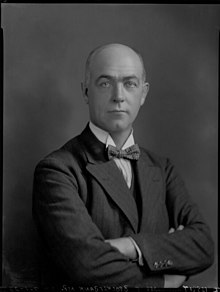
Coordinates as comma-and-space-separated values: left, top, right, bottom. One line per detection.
99, 80, 111, 88
124, 81, 137, 88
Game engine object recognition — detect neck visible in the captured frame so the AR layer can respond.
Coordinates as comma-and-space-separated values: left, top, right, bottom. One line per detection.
109, 128, 132, 149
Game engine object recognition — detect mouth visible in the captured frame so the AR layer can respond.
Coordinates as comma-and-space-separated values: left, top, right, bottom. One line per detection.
108, 110, 127, 113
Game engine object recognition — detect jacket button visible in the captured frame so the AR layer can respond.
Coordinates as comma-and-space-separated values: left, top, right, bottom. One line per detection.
167, 259, 173, 267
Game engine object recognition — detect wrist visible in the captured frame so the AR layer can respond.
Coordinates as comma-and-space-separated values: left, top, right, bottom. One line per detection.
126, 237, 138, 260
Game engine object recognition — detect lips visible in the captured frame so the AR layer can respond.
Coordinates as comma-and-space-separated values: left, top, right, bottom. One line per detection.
108, 109, 127, 113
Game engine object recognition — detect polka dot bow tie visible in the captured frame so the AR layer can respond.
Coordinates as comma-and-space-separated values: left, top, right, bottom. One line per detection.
107, 144, 140, 161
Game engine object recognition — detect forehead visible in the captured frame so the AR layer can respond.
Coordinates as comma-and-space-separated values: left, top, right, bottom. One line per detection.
90, 46, 143, 78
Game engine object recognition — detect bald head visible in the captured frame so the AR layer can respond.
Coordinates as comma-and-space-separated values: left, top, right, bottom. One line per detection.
84, 43, 147, 88
81, 43, 149, 144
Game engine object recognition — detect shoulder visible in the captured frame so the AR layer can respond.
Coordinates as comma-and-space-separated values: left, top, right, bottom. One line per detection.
140, 147, 185, 188
139, 146, 179, 180
35, 134, 86, 172
139, 146, 169, 168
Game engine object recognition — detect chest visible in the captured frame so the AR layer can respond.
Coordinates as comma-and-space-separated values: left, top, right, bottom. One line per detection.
78, 162, 170, 238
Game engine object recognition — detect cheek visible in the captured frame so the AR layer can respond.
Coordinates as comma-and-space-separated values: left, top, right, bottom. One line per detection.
89, 89, 109, 107
131, 106, 141, 121
127, 100, 143, 122
129, 96, 143, 113
89, 97, 107, 117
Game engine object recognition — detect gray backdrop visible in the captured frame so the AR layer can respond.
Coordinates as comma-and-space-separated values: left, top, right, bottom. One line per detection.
2, 4, 219, 287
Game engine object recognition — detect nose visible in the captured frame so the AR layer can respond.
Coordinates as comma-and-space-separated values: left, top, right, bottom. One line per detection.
113, 83, 124, 103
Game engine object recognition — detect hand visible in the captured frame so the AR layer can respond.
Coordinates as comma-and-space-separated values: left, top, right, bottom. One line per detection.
164, 274, 187, 288
105, 237, 137, 260
169, 225, 184, 234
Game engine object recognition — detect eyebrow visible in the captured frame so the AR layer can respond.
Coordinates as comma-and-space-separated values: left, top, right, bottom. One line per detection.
96, 74, 139, 82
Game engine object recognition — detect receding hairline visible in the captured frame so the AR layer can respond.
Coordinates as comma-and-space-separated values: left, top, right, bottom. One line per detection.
84, 43, 147, 86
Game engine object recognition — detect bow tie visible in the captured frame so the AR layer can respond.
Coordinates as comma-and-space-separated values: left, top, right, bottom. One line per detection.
107, 144, 140, 161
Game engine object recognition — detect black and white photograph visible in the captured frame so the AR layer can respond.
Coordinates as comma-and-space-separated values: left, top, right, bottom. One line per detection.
2, 3, 219, 288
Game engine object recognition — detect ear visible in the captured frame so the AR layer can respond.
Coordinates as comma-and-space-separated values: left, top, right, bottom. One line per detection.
81, 82, 89, 104
140, 82, 149, 106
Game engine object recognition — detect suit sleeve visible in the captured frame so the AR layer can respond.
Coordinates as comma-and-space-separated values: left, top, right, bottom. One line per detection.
32, 156, 163, 287
132, 158, 214, 276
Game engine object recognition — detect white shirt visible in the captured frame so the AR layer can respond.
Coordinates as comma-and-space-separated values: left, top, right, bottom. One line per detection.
89, 122, 144, 266
89, 121, 133, 188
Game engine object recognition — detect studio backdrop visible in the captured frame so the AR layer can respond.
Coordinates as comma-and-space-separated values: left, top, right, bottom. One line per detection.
2, 4, 219, 287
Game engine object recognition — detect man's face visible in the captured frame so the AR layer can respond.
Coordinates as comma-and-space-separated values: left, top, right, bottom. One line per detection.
84, 45, 149, 136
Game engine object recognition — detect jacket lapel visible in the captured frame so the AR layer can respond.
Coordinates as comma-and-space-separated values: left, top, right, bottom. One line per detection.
78, 124, 139, 233
86, 161, 139, 233
135, 150, 162, 230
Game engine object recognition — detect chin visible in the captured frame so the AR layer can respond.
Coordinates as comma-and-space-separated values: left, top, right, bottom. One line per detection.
107, 122, 130, 133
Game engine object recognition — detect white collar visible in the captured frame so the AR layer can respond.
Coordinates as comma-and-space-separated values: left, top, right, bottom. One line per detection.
89, 121, 135, 150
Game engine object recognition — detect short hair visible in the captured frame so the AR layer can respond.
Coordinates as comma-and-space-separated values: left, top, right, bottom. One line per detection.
84, 43, 147, 88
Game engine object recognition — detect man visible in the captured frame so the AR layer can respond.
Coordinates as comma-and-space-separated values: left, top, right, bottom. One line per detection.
32, 43, 214, 288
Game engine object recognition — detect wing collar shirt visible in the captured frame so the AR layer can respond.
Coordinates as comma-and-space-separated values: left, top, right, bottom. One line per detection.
89, 121, 134, 188
89, 121, 144, 266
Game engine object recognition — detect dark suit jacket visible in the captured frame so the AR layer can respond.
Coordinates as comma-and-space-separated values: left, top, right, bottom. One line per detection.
32, 124, 214, 287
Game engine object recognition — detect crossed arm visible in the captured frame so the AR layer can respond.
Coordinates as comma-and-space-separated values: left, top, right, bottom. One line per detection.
33, 156, 214, 287
105, 225, 186, 288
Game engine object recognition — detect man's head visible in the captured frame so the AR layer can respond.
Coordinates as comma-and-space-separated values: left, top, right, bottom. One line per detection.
81, 43, 149, 138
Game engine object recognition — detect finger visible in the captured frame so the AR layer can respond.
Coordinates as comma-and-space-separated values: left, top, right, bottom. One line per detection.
177, 225, 184, 231
169, 228, 175, 234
